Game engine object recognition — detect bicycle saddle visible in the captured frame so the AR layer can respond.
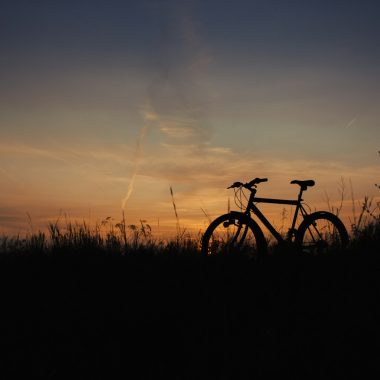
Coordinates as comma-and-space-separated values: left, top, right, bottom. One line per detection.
290, 179, 315, 191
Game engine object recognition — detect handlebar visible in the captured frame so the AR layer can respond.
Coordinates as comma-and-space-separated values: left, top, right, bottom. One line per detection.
227, 177, 268, 189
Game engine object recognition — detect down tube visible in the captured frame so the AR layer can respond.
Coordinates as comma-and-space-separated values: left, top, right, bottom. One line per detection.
250, 204, 284, 242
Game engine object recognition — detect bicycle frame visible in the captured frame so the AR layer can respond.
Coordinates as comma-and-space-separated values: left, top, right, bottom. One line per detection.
201, 178, 349, 256
245, 190, 309, 243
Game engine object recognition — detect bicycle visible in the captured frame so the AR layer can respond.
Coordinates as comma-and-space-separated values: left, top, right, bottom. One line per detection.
201, 178, 349, 257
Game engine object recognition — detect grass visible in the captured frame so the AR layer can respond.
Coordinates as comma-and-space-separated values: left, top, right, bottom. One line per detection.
2, 176, 379, 257
1, 195, 379, 257
0, 215, 379, 379
0, 214, 200, 257
0, 232, 378, 379
0, 183, 379, 378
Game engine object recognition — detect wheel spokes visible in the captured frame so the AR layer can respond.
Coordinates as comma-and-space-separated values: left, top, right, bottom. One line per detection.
302, 219, 343, 253
207, 218, 256, 255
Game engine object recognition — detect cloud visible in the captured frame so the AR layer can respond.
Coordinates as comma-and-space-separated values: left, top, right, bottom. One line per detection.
0, 141, 133, 169
121, 107, 153, 210
0, 135, 378, 236
345, 116, 358, 129
0, 143, 69, 163
117, 6, 214, 211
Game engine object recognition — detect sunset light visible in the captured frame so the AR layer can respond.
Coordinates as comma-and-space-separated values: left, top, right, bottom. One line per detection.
2, 2, 380, 378
1, 1, 379, 237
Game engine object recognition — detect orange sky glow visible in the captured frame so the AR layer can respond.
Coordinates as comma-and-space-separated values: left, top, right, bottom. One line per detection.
1, 1, 379, 238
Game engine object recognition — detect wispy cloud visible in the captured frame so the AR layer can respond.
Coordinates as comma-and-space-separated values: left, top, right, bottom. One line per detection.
0, 135, 378, 236
345, 115, 358, 129
121, 106, 157, 210
0, 143, 70, 163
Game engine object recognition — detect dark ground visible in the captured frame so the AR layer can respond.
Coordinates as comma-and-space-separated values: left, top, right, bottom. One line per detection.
0, 248, 379, 379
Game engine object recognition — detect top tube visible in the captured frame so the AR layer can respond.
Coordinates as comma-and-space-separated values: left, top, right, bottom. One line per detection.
253, 197, 299, 206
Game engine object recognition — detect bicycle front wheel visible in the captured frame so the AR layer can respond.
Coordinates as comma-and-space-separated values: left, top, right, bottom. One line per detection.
297, 211, 349, 254
201, 212, 267, 258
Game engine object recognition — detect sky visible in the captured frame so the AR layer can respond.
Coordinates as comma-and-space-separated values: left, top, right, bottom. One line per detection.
1, 0, 380, 236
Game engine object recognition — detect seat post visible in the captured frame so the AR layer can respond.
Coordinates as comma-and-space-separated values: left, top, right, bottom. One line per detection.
298, 188, 304, 202
290, 187, 304, 232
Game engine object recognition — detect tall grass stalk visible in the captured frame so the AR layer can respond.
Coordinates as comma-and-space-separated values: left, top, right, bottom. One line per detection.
170, 186, 187, 245
121, 211, 127, 247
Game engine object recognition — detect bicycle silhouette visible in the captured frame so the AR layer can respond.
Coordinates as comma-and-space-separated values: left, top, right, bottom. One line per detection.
201, 178, 349, 257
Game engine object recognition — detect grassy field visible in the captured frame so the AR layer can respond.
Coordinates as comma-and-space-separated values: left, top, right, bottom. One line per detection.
0, 216, 379, 379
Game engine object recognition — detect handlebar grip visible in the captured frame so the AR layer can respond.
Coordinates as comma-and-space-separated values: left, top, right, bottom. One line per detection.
228, 178, 268, 189
246, 177, 268, 187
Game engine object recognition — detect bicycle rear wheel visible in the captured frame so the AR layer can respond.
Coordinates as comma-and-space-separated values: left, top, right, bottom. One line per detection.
297, 211, 349, 254
201, 213, 266, 258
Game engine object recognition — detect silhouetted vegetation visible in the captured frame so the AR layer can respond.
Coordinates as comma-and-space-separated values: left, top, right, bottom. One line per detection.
1, 167, 379, 378
0, 211, 379, 378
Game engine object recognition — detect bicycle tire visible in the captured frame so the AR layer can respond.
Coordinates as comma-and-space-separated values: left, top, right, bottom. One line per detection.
296, 211, 349, 254
201, 212, 267, 258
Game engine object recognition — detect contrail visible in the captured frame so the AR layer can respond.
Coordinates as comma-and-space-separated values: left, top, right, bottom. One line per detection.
121, 108, 158, 211
345, 116, 357, 129
121, 3, 211, 212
